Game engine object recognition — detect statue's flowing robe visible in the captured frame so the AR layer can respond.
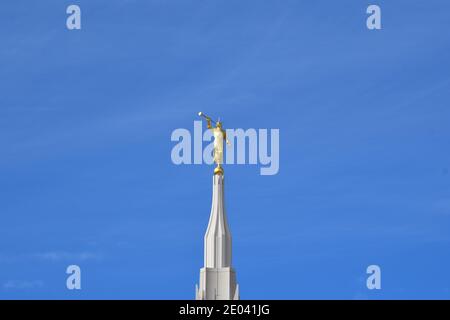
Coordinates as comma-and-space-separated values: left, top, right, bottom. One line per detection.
213, 128, 224, 165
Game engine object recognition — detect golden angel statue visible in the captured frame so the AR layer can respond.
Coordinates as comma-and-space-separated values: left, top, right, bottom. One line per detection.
198, 112, 230, 175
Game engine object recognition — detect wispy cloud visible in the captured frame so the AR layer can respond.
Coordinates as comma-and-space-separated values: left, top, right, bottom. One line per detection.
0, 251, 103, 263
3, 280, 44, 290
32, 251, 102, 262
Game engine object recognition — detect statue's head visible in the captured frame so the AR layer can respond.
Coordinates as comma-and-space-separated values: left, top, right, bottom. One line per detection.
216, 121, 222, 128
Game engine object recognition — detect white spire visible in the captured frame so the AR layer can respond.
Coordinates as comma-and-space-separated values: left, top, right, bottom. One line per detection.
196, 174, 239, 300
204, 174, 231, 268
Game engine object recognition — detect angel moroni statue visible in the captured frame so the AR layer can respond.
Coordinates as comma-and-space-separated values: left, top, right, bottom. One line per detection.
195, 112, 239, 300
198, 112, 230, 175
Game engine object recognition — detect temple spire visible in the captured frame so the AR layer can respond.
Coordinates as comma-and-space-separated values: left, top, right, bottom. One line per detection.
195, 113, 239, 300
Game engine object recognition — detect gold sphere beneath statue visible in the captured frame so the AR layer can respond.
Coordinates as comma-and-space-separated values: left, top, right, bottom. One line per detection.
214, 166, 224, 175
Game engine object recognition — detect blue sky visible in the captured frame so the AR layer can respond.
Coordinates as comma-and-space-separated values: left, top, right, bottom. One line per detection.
1, 0, 450, 299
